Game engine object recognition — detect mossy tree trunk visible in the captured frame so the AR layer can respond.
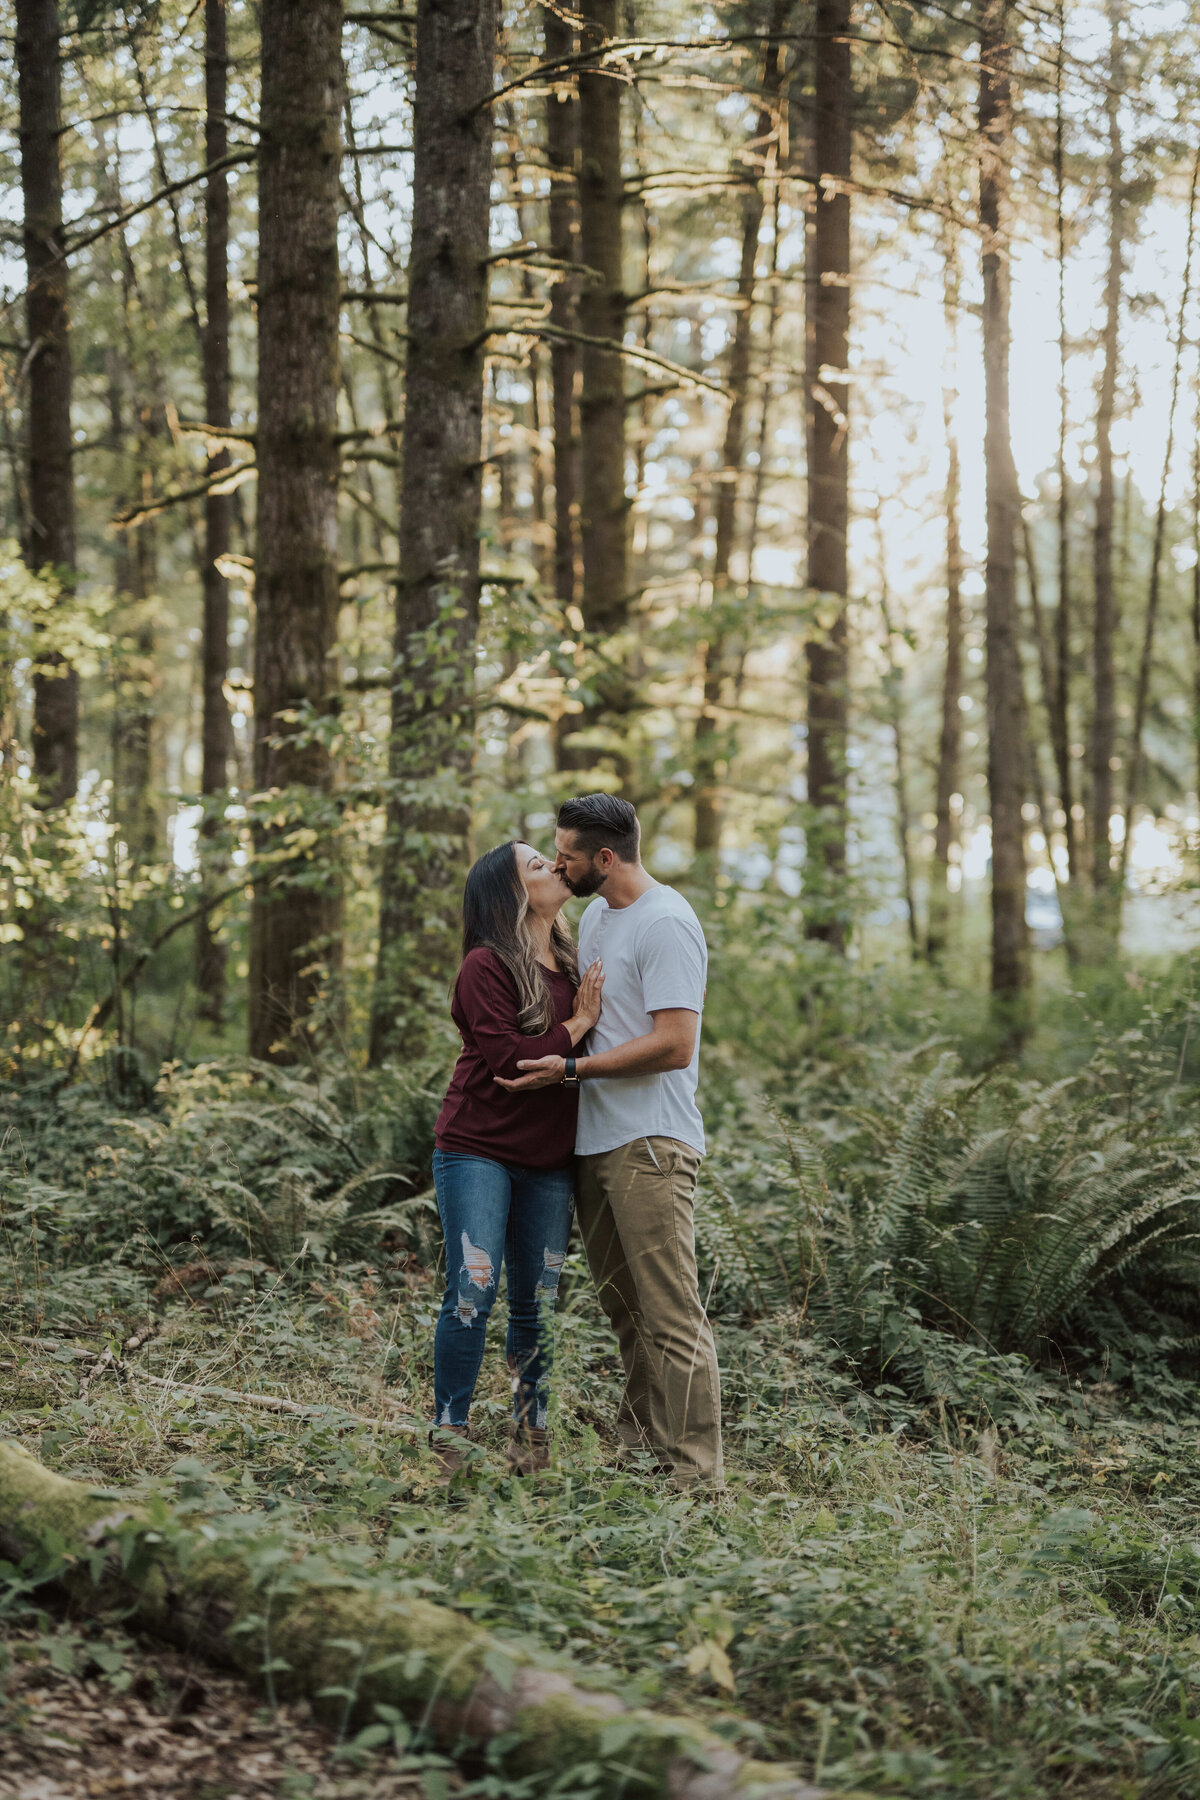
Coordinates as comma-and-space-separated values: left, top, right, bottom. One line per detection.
16, 0, 79, 806
0, 1442, 838, 1800
248, 0, 345, 1063
369, 0, 498, 1065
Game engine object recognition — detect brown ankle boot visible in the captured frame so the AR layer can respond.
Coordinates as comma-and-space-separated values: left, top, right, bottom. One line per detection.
429, 1423, 474, 1478
505, 1422, 551, 1475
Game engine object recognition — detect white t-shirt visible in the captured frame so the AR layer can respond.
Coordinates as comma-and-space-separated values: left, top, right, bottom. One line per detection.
575, 883, 707, 1157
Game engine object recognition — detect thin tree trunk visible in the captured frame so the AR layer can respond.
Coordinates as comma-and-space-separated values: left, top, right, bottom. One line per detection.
803, 0, 851, 949
876, 519, 919, 958
369, 0, 497, 1066
197, 0, 233, 1023
694, 6, 787, 867
979, 0, 1029, 1022
577, 0, 628, 645
1089, 2, 1122, 917
928, 227, 964, 961
1019, 516, 1072, 951
544, 3, 586, 767
1050, 0, 1076, 880
16, 0, 79, 805
1192, 430, 1200, 809
248, 0, 345, 1063
1118, 139, 1200, 889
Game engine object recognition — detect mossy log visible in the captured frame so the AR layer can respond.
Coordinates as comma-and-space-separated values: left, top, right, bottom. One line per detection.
0, 1440, 854, 1800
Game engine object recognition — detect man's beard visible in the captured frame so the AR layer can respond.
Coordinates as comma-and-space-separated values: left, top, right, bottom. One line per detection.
564, 862, 606, 898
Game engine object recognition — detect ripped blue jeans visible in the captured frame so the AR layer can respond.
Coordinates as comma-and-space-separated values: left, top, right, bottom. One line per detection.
431, 1149, 573, 1431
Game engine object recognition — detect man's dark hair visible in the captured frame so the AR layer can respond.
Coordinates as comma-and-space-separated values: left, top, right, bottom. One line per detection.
557, 793, 639, 863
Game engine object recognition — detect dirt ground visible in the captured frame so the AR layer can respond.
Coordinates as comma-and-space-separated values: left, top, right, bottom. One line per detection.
0, 1621, 453, 1800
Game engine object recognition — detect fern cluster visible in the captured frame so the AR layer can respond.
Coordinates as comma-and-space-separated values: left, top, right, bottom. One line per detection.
814, 1053, 1200, 1367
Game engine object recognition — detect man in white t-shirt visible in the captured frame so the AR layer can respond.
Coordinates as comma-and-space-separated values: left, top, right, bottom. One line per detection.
494, 793, 723, 1490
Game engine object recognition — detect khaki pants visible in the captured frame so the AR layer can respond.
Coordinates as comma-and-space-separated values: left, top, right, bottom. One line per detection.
575, 1136, 724, 1489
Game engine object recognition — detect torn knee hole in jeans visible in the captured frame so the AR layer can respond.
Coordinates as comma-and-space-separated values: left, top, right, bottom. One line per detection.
460, 1231, 494, 1291
539, 1246, 566, 1289
454, 1296, 479, 1326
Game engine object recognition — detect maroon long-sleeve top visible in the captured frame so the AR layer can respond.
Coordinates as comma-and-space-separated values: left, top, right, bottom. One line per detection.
434, 947, 578, 1170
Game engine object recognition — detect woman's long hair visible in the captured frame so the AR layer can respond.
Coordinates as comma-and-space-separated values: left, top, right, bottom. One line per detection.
461, 844, 579, 1034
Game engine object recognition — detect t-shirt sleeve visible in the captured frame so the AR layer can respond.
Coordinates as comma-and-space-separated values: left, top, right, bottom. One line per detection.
454, 951, 573, 1078
637, 914, 707, 1015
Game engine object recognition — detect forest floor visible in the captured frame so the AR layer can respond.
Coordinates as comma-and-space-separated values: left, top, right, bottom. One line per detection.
0, 1614, 453, 1800
3, 1238, 1200, 1800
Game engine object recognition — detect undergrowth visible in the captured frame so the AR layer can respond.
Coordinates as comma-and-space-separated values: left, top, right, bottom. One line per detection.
2, 956, 1200, 1797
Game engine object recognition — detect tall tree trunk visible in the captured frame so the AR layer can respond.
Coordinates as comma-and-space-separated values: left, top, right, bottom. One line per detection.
1050, 0, 1076, 880
928, 230, 965, 961
248, 0, 345, 1064
1019, 515, 1072, 949
577, 0, 628, 646
16, 0, 78, 805
693, 6, 787, 867
1118, 139, 1200, 889
105, 333, 157, 872
1089, 2, 1122, 919
979, 0, 1029, 1021
1192, 431, 1200, 809
803, 0, 851, 949
197, 0, 234, 1024
545, 3, 588, 770
545, 1, 581, 619
876, 517, 919, 957
114, 462, 159, 870
368, 0, 498, 1067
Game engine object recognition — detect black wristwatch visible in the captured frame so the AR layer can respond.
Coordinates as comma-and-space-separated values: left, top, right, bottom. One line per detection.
562, 1056, 580, 1086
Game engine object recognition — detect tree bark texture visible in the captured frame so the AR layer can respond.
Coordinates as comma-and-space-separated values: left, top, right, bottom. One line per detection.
369, 0, 497, 1066
978, 0, 1029, 1015
545, 1, 581, 621
248, 0, 345, 1063
803, 0, 851, 949
928, 234, 964, 961
1089, 3, 1121, 911
577, 0, 628, 640
1051, 1, 1076, 881
693, 6, 788, 865
0, 1442, 836, 1800
16, 0, 79, 805
197, 0, 234, 1022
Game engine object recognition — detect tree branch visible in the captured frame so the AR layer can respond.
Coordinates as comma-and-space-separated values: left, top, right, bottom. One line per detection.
66, 149, 257, 260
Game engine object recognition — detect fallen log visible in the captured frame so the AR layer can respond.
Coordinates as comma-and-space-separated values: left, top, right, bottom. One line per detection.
0, 1441, 855, 1800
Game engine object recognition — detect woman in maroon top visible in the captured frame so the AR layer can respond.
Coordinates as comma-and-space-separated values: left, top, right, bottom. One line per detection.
430, 841, 602, 1474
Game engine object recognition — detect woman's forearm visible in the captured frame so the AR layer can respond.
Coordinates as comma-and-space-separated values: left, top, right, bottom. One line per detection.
563, 1014, 594, 1048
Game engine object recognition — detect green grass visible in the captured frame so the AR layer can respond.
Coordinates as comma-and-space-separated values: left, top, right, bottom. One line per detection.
3, 1243, 1200, 1799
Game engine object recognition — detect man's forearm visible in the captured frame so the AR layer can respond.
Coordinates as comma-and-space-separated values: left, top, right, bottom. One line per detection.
579, 1031, 690, 1079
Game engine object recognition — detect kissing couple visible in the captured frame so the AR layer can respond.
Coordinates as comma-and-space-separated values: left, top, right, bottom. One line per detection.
424, 792, 723, 1492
